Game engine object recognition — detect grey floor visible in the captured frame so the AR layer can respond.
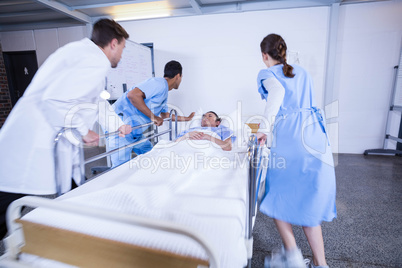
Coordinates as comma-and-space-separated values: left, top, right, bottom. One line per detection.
1, 152, 401, 268
252, 154, 402, 268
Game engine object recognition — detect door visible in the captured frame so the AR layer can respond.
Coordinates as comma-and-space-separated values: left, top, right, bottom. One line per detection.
3, 51, 38, 106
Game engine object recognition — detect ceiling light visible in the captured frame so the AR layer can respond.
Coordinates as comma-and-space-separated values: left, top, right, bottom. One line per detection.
114, 10, 171, 21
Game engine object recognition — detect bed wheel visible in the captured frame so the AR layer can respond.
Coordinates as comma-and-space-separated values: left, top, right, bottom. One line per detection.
91, 166, 110, 174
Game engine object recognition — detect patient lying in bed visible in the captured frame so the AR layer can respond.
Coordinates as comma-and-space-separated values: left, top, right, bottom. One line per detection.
175, 111, 234, 151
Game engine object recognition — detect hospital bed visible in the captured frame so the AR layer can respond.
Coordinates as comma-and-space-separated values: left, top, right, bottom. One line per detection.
0, 110, 269, 268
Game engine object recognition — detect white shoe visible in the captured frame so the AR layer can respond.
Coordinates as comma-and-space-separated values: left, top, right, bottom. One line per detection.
264, 247, 306, 268
310, 264, 329, 268
304, 258, 329, 268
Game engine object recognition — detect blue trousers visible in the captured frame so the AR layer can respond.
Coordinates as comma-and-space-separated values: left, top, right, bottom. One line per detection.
107, 132, 152, 167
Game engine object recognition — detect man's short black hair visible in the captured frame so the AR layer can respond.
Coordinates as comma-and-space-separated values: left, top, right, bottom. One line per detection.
164, 60, 182, 79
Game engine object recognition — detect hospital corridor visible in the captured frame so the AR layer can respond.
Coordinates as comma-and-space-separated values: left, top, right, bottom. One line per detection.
1, 149, 401, 267
0, 0, 402, 268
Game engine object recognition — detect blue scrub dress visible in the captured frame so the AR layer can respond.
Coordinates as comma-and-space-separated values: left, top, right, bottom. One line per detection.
257, 65, 336, 227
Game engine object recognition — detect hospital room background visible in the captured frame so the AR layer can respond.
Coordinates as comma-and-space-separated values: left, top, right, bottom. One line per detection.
1, 0, 401, 155
0, 1, 402, 267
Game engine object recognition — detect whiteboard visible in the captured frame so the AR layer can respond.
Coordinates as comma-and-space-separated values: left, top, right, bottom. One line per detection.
105, 40, 153, 100
394, 47, 402, 107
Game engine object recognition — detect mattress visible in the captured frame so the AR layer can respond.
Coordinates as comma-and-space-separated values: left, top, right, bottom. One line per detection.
20, 140, 250, 267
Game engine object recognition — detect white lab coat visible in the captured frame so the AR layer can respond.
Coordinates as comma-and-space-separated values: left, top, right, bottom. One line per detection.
0, 38, 116, 195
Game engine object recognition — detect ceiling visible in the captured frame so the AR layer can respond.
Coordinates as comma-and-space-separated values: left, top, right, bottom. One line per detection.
0, 0, 389, 32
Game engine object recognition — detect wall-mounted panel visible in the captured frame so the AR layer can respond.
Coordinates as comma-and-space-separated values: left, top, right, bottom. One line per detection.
34, 29, 59, 67
0, 31, 35, 52
58, 26, 87, 47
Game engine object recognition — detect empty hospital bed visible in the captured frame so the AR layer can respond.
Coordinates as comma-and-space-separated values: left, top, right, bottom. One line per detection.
0, 110, 269, 268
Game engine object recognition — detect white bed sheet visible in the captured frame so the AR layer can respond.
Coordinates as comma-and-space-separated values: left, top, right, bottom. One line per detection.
21, 140, 250, 268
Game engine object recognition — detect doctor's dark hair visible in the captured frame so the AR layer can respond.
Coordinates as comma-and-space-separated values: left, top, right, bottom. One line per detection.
164, 61, 182, 79
260, 34, 295, 78
91, 19, 129, 48
204, 111, 221, 122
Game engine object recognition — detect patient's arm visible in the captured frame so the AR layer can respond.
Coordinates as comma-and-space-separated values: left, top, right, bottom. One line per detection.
200, 134, 232, 151
175, 131, 204, 142
176, 131, 232, 151
160, 112, 195, 121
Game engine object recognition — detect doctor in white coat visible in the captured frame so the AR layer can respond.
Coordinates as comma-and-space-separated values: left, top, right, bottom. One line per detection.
0, 19, 131, 239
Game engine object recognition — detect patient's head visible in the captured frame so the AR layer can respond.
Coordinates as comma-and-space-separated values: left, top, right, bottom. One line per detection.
201, 111, 221, 127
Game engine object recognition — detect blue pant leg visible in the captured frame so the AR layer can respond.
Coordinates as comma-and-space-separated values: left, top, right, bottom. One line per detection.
107, 134, 134, 167
132, 137, 153, 155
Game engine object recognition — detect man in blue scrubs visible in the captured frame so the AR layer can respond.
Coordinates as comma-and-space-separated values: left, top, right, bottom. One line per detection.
108, 60, 194, 166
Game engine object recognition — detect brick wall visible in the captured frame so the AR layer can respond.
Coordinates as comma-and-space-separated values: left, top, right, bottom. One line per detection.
0, 44, 12, 128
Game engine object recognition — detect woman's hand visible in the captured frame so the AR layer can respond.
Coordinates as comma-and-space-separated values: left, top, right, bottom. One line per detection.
256, 132, 267, 145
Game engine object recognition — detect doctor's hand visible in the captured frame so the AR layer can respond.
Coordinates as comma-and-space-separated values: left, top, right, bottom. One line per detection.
185, 112, 195, 121
118, 125, 132, 137
82, 130, 99, 146
152, 115, 164, 126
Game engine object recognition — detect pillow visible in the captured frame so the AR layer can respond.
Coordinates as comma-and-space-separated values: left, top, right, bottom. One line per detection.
219, 109, 252, 148
187, 107, 203, 128
183, 107, 252, 148
172, 107, 201, 138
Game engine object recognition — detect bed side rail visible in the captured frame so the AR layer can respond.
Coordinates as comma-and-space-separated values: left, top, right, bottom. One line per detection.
54, 109, 178, 196
245, 135, 269, 268
4, 196, 218, 268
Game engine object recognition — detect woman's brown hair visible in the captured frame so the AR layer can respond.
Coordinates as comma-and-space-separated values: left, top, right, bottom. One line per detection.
260, 34, 295, 78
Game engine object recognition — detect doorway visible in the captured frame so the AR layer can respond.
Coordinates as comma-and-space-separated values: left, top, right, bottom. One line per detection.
3, 51, 38, 106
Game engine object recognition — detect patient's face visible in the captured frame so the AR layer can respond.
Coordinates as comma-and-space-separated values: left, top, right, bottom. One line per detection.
201, 112, 220, 127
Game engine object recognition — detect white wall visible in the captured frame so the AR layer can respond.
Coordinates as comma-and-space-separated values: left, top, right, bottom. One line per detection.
0, 26, 87, 67
1, 0, 402, 154
119, 1, 402, 154
33, 29, 59, 66
0, 30, 36, 51
334, 0, 402, 153
120, 7, 329, 121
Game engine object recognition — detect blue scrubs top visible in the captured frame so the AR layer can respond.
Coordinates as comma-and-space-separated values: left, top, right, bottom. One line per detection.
113, 77, 168, 135
257, 64, 337, 227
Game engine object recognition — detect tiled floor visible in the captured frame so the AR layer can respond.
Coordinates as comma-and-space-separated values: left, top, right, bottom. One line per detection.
251, 154, 402, 268
1, 153, 401, 267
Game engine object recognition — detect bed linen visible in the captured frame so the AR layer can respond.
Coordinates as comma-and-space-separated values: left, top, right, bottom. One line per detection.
20, 140, 250, 267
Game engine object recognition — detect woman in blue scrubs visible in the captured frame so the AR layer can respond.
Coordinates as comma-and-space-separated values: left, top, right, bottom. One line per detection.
256, 34, 336, 268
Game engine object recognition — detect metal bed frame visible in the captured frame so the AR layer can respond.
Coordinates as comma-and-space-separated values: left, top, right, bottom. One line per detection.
1, 109, 267, 268
53, 109, 179, 197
